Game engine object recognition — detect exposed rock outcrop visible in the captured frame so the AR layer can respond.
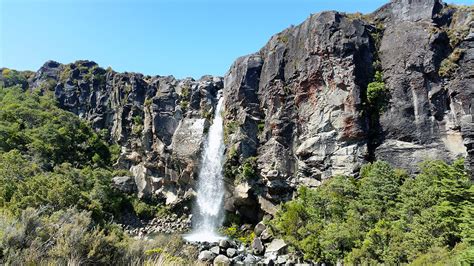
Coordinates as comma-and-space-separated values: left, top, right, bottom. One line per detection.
222, 0, 473, 219
1, 0, 472, 223
23, 60, 224, 206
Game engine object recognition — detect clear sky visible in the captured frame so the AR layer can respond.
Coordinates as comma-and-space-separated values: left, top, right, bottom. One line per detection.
1, 0, 473, 79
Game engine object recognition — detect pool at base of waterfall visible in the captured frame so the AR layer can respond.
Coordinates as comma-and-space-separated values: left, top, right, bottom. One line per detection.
183, 230, 227, 243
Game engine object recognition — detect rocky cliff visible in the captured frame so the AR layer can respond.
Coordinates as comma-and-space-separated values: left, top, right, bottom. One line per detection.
3, 59, 225, 206
1, 0, 472, 223
222, 0, 473, 221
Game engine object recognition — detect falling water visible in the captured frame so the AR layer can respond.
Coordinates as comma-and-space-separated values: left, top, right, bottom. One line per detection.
184, 97, 226, 242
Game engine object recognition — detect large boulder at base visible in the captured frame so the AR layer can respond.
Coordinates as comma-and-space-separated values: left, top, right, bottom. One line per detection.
213, 254, 231, 266
198, 250, 216, 262
266, 239, 287, 255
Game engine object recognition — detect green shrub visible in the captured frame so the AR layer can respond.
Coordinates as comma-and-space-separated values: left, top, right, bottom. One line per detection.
223, 121, 239, 143
236, 157, 258, 183
439, 48, 465, 78
221, 224, 255, 245
258, 122, 265, 135
0, 86, 112, 167
180, 100, 189, 110
144, 98, 153, 107
366, 71, 388, 113
271, 159, 472, 264
131, 198, 155, 219
0, 68, 29, 89
180, 86, 190, 98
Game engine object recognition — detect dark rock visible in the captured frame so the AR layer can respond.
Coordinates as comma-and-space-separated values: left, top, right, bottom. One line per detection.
219, 239, 231, 249
112, 176, 137, 193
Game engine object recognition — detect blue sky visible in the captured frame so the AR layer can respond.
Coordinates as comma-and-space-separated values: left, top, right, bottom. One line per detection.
1, 0, 473, 78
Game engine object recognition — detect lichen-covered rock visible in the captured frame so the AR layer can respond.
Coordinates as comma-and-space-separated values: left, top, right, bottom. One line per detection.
251, 237, 264, 255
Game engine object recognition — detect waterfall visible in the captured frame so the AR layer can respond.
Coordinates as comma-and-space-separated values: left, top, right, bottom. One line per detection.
184, 97, 226, 242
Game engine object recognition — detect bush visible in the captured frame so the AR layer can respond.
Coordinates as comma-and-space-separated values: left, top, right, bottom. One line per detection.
0, 87, 112, 168
0, 69, 29, 89
271, 159, 472, 264
366, 71, 388, 113
0, 85, 201, 265
221, 224, 255, 245
237, 157, 258, 183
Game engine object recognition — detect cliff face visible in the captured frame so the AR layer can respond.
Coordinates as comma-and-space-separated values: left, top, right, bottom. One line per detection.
17, 60, 224, 205
1, 0, 472, 221
222, 0, 473, 220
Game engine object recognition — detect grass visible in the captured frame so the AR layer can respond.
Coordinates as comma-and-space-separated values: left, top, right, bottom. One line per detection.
439, 48, 465, 78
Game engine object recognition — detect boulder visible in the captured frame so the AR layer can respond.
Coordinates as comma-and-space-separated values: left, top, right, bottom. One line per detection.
260, 229, 272, 241
198, 250, 216, 262
210, 246, 221, 255
213, 255, 230, 266
254, 222, 266, 237
276, 255, 288, 264
266, 239, 287, 255
226, 248, 237, 258
251, 237, 265, 255
219, 239, 231, 249
243, 254, 257, 264
111, 176, 136, 193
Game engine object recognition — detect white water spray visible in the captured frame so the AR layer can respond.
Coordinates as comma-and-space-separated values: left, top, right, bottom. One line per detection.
184, 97, 226, 242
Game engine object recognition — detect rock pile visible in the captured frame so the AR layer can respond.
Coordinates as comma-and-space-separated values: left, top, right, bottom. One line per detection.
123, 214, 192, 237
195, 223, 297, 265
